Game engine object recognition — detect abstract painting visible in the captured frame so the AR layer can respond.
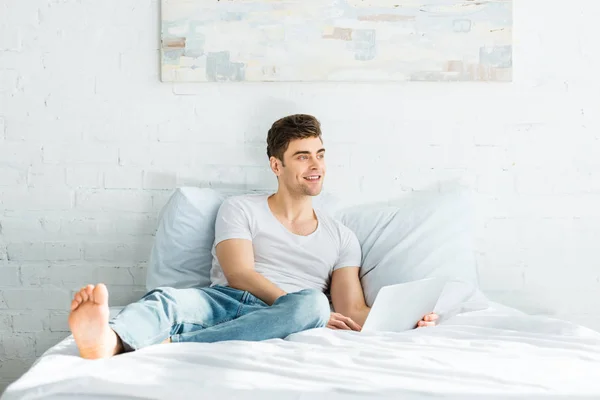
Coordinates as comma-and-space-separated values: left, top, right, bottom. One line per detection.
161, 0, 513, 82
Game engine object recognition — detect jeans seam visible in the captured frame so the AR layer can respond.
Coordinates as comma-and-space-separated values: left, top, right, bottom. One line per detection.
235, 301, 245, 318
234, 290, 254, 317
117, 317, 208, 349
177, 320, 208, 329
175, 316, 242, 329
171, 317, 236, 342
173, 317, 234, 342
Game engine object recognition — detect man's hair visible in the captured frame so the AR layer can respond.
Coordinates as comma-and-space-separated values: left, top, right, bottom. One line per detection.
266, 114, 322, 166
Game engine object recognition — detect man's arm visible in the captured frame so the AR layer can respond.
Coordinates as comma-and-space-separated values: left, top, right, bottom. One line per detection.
330, 266, 370, 327
215, 238, 286, 306
330, 267, 439, 329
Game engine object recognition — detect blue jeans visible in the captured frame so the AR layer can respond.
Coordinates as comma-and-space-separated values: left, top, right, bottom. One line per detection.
108, 285, 331, 351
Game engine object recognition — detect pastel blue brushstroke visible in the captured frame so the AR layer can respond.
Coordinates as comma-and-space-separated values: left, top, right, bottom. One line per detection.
353, 29, 377, 61
184, 22, 205, 58
220, 12, 245, 21
480, 45, 512, 68
453, 19, 472, 33
206, 51, 246, 82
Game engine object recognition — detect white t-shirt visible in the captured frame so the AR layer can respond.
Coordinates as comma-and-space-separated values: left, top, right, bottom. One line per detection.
209, 194, 362, 294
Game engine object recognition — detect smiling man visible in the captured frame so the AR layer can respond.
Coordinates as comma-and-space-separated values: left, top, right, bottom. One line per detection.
68, 114, 438, 359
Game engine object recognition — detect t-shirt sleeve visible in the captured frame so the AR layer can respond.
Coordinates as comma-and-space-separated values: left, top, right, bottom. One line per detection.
214, 198, 253, 246
333, 226, 362, 271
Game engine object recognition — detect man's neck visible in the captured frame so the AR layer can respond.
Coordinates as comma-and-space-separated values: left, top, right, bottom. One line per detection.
268, 191, 314, 223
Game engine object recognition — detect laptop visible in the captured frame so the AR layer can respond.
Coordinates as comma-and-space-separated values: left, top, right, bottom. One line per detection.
361, 278, 448, 333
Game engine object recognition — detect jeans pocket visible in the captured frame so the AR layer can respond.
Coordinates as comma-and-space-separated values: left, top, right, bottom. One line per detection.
213, 285, 244, 298
244, 291, 268, 307
215, 285, 267, 307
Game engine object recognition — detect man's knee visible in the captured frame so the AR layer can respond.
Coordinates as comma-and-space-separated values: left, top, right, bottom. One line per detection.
146, 286, 176, 299
278, 289, 330, 330
142, 286, 181, 311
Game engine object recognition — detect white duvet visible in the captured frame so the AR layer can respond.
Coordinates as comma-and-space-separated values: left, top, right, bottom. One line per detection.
3, 302, 600, 400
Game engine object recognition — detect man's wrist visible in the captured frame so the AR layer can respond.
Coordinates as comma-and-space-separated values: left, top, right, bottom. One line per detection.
268, 290, 287, 305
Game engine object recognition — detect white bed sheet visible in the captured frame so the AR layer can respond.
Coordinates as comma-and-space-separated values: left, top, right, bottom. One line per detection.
3, 303, 600, 400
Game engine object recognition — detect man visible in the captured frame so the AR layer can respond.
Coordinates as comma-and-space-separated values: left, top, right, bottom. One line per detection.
68, 114, 438, 359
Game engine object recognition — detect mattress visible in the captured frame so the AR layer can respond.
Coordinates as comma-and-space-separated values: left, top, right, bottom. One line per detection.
3, 303, 600, 400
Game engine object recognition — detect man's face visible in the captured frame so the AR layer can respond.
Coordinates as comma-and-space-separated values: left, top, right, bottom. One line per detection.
275, 137, 326, 197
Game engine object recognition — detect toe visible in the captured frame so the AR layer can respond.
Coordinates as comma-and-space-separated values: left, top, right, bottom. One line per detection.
92, 283, 109, 306
86, 284, 95, 302
80, 288, 89, 302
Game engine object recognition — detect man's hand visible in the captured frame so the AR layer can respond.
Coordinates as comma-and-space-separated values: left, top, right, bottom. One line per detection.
416, 312, 439, 328
215, 239, 286, 306
327, 312, 362, 331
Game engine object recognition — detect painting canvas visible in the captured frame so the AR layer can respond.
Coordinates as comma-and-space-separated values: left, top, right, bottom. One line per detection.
161, 0, 513, 82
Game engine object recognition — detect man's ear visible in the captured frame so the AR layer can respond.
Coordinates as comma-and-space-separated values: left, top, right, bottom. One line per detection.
270, 156, 282, 176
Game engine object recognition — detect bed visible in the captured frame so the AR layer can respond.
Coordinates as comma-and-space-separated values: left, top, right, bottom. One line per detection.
3, 301, 600, 400
5, 188, 599, 399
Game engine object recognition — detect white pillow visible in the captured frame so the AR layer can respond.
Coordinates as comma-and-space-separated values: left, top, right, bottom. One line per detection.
146, 187, 342, 291
334, 189, 479, 307
146, 187, 226, 291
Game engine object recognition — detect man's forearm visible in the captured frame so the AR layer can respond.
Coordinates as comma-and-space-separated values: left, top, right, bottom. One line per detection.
349, 305, 371, 327
227, 270, 287, 306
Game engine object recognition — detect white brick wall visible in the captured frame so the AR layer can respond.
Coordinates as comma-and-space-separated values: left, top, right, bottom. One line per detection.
1, 0, 600, 392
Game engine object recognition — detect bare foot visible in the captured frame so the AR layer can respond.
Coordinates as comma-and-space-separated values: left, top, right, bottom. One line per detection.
68, 283, 121, 359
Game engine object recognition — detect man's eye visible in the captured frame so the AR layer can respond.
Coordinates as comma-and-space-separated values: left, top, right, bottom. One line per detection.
299, 156, 307, 160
